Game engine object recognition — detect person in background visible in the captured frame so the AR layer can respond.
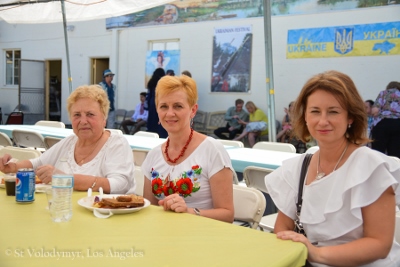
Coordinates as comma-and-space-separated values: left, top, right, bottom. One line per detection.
276, 101, 294, 142
181, 70, 192, 78
265, 70, 400, 266
120, 92, 148, 135
0, 85, 136, 194
166, 69, 175, 76
214, 99, 249, 140
364, 99, 374, 140
99, 69, 116, 129
142, 75, 234, 223
146, 68, 168, 138
233, 101, 268, 147
276, 101, 307, 153
371, 81, 400, 157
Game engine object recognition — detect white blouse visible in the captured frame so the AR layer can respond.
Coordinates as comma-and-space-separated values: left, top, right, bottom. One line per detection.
30, 131, 136, 194
265, 146, 400, 267
141, 136, 234, 210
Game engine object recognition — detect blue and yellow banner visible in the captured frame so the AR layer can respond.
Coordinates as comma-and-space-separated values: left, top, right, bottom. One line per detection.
287, 21, 400, 58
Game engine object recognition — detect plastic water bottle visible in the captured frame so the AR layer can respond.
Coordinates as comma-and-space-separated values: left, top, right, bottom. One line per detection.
50, 159, 74, 222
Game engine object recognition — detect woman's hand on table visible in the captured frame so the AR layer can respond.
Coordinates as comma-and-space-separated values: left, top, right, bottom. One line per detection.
36, 165, 56, 184
159, 194, 188, 213
276, 230, 319, 262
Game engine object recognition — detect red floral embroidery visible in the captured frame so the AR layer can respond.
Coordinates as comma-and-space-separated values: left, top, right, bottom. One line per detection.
152, 178, 163, 195
176, 178, 193, 196
163, 181, 176, 196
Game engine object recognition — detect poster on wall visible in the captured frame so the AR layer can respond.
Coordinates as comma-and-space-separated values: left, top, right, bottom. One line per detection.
211, 25, 252, 93
145, 50, 180, 86
287, 21, 400, 59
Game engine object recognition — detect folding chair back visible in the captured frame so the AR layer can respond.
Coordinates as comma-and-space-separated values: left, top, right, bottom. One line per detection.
233, 184, 266, 229
44, 136, 63, 149
0, 132, 13, 147
134, 131, 159, 138
253, 141, 296, 153
5, 111, 24, 125
35, 120, 65, 128
12, 129, 46, 151
0, 146, 42, 161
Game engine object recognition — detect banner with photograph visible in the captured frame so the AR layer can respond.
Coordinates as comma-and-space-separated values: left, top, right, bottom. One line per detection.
287, 21, 400, 59
211, 25, 253, 93
145, 50, 180, 86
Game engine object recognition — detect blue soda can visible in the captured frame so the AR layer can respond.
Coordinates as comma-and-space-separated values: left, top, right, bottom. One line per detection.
16, 168, 35, 203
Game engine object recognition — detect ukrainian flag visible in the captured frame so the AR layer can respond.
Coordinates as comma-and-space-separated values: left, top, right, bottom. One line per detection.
287, 21, 400, 59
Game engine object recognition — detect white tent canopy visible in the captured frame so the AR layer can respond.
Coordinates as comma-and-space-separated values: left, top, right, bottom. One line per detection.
0, 0, 175, 93
0, 0, 175, 23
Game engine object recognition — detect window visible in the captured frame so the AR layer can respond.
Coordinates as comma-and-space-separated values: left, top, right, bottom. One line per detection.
5, 49, 21, 85
149, 40, 179, 51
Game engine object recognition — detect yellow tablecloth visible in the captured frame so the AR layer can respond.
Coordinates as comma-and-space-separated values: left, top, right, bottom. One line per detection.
0, 190, 307, 267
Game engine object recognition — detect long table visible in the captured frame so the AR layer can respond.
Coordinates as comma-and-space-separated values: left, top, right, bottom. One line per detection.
0, 125, 299, 171
0, 125, 165, 151
0, 190, 307, 266
227, 147, 300, 172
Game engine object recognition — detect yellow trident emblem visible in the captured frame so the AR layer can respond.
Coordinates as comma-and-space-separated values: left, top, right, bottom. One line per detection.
335, 28, 353, 54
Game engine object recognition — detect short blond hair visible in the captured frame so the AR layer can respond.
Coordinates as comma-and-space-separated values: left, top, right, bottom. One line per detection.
67, 85, 110, 120
155, 75, 198, 107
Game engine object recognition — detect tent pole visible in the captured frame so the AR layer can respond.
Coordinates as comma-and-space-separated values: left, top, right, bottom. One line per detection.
262, 0, 276, 142
61, 0, 73, 94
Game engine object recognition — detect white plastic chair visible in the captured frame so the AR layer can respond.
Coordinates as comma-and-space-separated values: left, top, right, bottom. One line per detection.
44, 136, 62, 149
0, 146, 42, 160
132, 148, 148, 167
306, 146, 319, 154
106, 129, 123, 135
134, 131, 159, 138
35, 120, 65, 128
217, 139, 244, 148
0, 132, 13, 147
12, 129, 46, 151
253, 141, 296, 153
233, 184, 266, 229
243, 166, 277, 232
134, 167, 145, 196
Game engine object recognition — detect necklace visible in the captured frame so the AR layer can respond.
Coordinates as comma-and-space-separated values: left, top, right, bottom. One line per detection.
76, 131, 104, 164
164, 128, 194, 163
316, 142, 349, 180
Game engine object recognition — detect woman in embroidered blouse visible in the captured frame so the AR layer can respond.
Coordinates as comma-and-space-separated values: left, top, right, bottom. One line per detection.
0, 85, 135, 194
371, 81, 400, 157
141, 75, 234, 223
233, 101, 268, 147
265, 71, 400, 266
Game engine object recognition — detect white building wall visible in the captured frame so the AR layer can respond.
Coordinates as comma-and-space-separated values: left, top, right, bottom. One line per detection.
0, 5, 399, 125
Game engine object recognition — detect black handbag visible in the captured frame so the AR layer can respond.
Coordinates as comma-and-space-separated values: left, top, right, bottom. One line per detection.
294, 153, 313, 236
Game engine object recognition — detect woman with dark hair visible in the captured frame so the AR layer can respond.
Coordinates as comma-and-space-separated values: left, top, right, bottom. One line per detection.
371, 81, 400, 157
146, 68, 168, 138
265, 71, 400, 266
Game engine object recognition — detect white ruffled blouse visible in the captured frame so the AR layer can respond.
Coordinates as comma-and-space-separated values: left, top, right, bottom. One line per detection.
265, 146, 400, 267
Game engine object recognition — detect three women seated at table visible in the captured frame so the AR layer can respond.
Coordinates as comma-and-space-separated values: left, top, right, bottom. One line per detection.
0, 85, 136, 194
266, 70, 400, 266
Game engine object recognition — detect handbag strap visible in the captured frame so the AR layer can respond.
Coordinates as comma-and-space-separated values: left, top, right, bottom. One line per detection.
296, 153, 313, 215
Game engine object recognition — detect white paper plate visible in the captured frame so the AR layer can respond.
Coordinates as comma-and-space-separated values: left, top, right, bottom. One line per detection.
78, 194, 150, 215
35, 184, 51, 193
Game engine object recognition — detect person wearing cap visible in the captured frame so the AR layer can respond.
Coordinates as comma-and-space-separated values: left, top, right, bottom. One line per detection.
99, 69, 117, 128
